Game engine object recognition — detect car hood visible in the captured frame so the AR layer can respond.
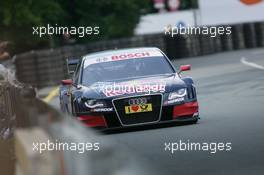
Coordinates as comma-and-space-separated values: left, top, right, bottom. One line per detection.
81, 74, 187, 99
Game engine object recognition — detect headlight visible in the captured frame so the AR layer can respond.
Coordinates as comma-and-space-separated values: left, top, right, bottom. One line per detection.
84, 99, 105, 108
168, 88, 187, 100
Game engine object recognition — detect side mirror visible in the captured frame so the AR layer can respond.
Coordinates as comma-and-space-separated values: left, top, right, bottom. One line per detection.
179, 65, 191, 74
61, 79, 73, 85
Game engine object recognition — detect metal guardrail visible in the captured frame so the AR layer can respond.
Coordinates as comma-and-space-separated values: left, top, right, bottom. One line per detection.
0, 65, 157, 175
14, 22, 264, 88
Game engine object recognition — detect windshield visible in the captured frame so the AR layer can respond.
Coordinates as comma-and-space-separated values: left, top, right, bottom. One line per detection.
82, 56, 175, 85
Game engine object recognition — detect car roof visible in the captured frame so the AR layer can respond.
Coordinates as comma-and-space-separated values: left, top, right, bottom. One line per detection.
82, 47, 162, 60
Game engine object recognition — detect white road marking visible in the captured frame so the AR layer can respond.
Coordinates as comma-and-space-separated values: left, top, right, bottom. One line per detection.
240, 57, 264, 70
252, 50, 264, 55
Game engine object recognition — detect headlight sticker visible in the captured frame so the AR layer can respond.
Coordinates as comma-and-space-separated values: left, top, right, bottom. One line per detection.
167, 97, 185, 104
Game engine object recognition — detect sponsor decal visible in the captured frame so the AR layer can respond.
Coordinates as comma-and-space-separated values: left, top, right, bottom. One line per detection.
91, 107, 113, 112
95, 57, 109, 63
125, 104, 153, 114
111, 52, 150, 61
125, 97, 152, 114
84, 50, 163, 67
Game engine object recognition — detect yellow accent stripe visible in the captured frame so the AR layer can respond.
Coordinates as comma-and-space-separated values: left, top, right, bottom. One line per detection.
42, 86, 59, 103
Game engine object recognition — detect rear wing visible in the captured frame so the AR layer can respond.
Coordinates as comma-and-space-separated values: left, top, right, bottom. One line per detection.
66, 58, 80, 77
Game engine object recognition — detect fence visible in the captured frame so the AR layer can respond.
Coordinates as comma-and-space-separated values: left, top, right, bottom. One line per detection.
0, 65, 156, 175
14, 22, 264, 88
0, 69, 15, 175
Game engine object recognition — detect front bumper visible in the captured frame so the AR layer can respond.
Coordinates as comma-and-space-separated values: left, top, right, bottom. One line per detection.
76, 101, 199, 129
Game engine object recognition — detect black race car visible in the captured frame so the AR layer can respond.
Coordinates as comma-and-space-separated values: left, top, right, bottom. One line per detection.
59, 47, 199, 129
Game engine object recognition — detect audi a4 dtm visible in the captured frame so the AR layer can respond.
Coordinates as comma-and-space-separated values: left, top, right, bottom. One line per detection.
59, 47, 199, 129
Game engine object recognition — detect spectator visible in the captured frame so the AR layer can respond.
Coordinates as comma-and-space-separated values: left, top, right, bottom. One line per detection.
0, 41, 11, 62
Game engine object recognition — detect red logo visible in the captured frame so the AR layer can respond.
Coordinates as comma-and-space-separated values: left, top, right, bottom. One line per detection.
111, 52, 150, 61
131, 105, 139, 112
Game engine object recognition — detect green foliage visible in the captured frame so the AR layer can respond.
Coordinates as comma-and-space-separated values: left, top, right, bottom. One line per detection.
60, 0, 151, 40
0, 0, 150, 53
0, 0, 65, 53
0, 0, 64, 26
0, 0, 198, 53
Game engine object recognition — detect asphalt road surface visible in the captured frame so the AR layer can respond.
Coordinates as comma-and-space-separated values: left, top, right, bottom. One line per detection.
49, 49, 264, 175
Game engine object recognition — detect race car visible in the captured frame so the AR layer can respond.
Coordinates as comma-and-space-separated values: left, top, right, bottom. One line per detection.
59, 47, 199, 129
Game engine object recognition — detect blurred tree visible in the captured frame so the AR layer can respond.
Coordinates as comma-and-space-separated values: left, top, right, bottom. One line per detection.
0, 0, 151, 53
0, 0, 64, 26
59, 0, 151, 42
0, 0, 65, 53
